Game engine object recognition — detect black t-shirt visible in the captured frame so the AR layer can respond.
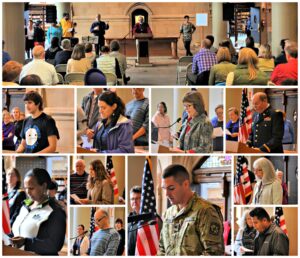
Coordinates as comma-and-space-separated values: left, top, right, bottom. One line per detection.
14, 119, 24, 142
20, 112, 60, 153
117, 228, 125, 255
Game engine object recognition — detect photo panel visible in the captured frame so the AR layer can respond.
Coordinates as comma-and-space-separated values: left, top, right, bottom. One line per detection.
76, 87, 149, 154
225, 88, 297, 154
127, 155, 232, 256
2, 155, 68, 256
151, 87, 224, 154
2, 88, 75, 154
70, 155, 125, 206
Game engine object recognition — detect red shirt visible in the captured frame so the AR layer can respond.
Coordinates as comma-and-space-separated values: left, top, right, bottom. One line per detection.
271, 58, 298, 85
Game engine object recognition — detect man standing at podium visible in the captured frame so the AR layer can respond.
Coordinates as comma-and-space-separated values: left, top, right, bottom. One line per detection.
133, 16, 152, 63
246, 92, 284, 153
90, 14, 109, 56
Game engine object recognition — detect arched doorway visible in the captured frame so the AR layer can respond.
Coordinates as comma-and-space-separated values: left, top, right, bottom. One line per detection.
131, 8, 149, 28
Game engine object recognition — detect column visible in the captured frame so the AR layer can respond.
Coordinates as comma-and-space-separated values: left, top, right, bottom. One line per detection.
3, 3, 25, 63
56, 2, 71, 22
212, 3, 228, 46
271, 3, 297, 56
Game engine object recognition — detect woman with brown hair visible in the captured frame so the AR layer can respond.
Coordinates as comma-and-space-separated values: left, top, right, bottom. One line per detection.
66, 44, 91, 74
77, 159, 114, 204
208, 47, 236, 85
226, 48, 268, 85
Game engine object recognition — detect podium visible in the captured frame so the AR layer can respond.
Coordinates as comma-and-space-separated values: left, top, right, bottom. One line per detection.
226, 141, 263, 153
3, 245, 38, 256
77, 146, 96, 153
134, 33, 153, 66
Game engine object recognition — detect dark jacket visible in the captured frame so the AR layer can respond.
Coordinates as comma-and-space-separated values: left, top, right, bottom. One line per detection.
8, 187, 26, 226
81, 91, 101, 129
247, 105, 284, 153
90, 21, 109, 37
254, 223, 289, 255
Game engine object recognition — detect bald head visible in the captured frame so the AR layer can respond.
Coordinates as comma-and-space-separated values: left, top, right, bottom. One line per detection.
201, 39, 211, 49
32, 46, 45, 59
94, 209, 109, 229
75, 159, 86, 175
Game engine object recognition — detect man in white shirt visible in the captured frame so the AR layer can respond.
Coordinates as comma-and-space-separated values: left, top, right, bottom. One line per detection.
19, 45, 59, 85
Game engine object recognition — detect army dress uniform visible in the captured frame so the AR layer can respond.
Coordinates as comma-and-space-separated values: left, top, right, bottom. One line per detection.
157, 192, 224, 256
247, 105, 284, 153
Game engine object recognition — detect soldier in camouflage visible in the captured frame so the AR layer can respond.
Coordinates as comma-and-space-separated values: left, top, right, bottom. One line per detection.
158, 164, 224, 256
247, 92, 284, 153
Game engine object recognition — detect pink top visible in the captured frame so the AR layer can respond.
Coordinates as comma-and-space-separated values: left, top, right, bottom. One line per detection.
152, 111, 172, 142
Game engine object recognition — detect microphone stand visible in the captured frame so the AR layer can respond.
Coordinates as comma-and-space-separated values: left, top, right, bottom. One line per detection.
70, 231, 88, 240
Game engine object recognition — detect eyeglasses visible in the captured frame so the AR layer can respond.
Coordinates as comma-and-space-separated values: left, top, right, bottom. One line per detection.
183, 104, 193, 109
96, 215, 106, 223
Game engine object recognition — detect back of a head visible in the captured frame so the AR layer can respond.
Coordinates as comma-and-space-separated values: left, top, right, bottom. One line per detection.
20, 74, 43, 85
32, 45, 45, 59
258, 44, 272, 59
110, 40, 120, 52
201, 39, 211, 49
162, 164, 190, 185
206, 35, 215, 45
61, 39, 71, 50
71, 44, 85, 60
84, 68, 107, 85
216, 47, 231, 63
51, 37, 59, 48
245, 36, 255, 48
3, 61, 23, 82
280, 39, 289, 51
238, 48, 259, 81
249, 207, 270, 221
100, 46, 110, 54
85, 43, 93, 53
285, 42, 298, 59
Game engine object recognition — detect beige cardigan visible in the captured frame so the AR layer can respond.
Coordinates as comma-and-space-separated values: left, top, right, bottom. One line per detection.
87, 179, 114, 204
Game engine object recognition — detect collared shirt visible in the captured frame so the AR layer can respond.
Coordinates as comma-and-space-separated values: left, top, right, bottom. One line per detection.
19, 59, 59, 85
192, 48, 217, 75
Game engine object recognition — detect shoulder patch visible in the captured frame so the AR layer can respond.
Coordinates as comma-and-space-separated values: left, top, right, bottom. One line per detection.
209, 222, 221, 236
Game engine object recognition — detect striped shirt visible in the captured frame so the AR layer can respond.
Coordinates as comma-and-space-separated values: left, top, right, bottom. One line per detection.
70, 172, 88, 199
96, 55, 116, 75
89, 228, 120, 256
192, 48, 217, 75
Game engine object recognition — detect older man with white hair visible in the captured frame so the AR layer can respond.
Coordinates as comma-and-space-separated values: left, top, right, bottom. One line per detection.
19, 45, 59, 85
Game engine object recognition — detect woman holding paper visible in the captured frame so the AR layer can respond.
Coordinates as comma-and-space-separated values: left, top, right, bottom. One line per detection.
252, 158, 283, 204
77, 159, 114, 204
234, 209, 256, 256
226, 107, 239, 141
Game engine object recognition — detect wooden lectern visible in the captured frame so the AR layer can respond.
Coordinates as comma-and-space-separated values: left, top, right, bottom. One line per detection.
3, 245, 38, 256
133, 33, 153, 66
226, 141, 263, 153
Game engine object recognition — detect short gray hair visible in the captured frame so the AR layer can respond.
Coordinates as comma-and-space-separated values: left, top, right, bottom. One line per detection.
61, 39, 71, 50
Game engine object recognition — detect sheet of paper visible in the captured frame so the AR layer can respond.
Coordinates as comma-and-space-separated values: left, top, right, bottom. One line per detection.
225, 129, 232, 136
213, 127, 223, 137
81, 135, 93, 149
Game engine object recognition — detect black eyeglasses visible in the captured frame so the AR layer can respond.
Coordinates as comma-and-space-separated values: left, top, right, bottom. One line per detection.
96, 215, 106, 223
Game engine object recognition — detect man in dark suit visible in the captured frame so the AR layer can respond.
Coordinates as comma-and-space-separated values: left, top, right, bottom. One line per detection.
90, 14, 109, 56
247, 92, 284, 153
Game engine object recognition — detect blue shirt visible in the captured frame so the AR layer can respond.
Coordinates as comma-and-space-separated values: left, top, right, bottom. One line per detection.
226, 120, 239, 141
3, 51, 11, 65
89, 228, 120, 256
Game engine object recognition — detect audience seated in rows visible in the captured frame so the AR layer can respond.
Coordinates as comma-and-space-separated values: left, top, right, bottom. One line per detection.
209, 47, 236, 85
54, 39, 72, 66
271, 41, 298, 85
3, 61, 23, 86
226, 48, 268, 85
19, 45, 58, 85
206, 35, 218, 54
66, 44, 91, 74
257, 44, 275, 72
45, 37, 62, 61
96, 46, 122, 79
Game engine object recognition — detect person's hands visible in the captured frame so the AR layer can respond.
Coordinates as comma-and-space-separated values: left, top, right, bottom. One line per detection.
86, 129, 94, 140
10, 236, 25, 248
239, 246, 246, 255
231, 132, 239, 138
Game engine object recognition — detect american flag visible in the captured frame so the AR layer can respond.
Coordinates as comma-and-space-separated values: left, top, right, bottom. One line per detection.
275, 207, 288, 235
2, 169, 11, 234
106, 156, 119, 196
238, 88, 252, 143
234, 156, 252, 204
89, 207, 96, 239
135, 157, 160, 256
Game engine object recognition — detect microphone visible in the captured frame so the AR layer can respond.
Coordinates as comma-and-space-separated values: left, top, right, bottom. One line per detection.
70, 230, 88, 240
128, 212, 155, 223
156, 117, 181, 129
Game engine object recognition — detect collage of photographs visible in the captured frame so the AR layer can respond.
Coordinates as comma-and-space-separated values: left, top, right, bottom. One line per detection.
1, 1, 299, 257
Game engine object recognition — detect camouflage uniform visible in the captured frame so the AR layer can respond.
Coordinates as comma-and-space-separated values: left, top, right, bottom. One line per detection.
157, 192, 224, 256
247, 106, 284, 153
179, 113, 213, 153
